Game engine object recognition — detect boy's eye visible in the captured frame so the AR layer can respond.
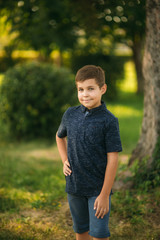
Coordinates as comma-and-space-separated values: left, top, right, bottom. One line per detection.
78, 88, 83, 92
88, 87, 94, 90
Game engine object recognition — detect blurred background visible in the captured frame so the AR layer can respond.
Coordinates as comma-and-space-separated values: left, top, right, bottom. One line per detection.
0, 1, 159, 239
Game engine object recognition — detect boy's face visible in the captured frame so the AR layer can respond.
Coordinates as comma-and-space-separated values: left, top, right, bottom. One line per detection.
77, 78, 107, 109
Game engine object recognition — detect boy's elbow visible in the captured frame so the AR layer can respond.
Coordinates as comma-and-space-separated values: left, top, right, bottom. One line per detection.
56, 132, 59, 141
56, 132, 66, 142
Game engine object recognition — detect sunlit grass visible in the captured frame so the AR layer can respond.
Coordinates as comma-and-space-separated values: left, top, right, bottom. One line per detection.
0, 74, 4, 85
107, 60, 143, 154
107, 100, 143, 154
107, 90, 143, 154
117, 61, 137, 93
108, 104, 142, 117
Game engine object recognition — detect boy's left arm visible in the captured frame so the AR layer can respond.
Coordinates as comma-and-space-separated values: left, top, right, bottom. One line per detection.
94, 152, 118, 219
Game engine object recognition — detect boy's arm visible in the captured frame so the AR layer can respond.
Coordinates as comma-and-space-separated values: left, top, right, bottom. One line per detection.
94, 152, 118, 219
56, 133, 72, 176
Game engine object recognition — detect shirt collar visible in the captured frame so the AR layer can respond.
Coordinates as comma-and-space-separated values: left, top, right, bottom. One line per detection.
81, 101, 106, 114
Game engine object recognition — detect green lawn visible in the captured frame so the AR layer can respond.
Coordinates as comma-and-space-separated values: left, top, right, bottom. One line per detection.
107, 91, 143, 155
0, 61, 159, 239
108, 61, 143, 155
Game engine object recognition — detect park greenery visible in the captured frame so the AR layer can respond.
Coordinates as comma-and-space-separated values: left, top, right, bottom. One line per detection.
0, 62, 76, 140
0, 0, 160, 239
0, 0, 145, 92
0, 63, 160, 239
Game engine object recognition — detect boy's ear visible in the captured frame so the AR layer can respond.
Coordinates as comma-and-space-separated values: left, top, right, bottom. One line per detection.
101, 84, 107, 94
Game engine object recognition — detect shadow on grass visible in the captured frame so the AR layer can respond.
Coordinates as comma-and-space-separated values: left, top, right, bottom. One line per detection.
0, 195, 20, 212
0, 229, 33, 240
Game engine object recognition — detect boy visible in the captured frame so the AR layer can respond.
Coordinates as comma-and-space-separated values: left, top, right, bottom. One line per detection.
56, 65, 122, 240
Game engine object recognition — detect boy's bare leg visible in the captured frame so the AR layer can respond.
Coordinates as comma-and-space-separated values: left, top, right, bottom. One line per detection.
76, 232, 92, 240
93, 238, 109, 240
76, 232, 109, 240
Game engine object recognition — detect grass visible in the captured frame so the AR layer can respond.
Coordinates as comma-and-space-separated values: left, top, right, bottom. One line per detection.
0, 143, 68, 240
108, 92, 143, 154
110, 188, 160, 240
0, 73, 4, 85
108, 61, 143, 154
0, 61, 160, 239
0, 142, 65, 211
0, 156, 65, 211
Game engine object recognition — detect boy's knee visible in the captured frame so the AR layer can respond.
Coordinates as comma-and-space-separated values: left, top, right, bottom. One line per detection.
76, 231, 90, 240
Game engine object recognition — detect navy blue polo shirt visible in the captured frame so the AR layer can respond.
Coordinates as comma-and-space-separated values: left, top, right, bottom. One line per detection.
57, 102, 122, 197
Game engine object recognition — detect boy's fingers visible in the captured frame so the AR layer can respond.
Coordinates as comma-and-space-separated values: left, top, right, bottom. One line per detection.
94, 199, 98, 210
96, 208, 105, 219
64, 169, 71, 175
99, 209, 105, 219
95, 203, 101, 217
63, 161, 72, 176
66, 165, 72, 173
95, 207, 100, 217
64, 170, 71, 176
65, 160, 71, 168
66, 162, 70, 167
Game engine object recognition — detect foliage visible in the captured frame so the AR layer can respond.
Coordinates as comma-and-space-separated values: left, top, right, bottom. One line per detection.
70, 0, 146, 93
112, 190, 146, 223
71, 52, 128, 100
0, 62, 76, 140
0, 0, 146, 50
131, 137, 160, 191
0, 0, 78, 57
71, 0, 146, 43
0, 0, 146, 95
0, 1, 145, 58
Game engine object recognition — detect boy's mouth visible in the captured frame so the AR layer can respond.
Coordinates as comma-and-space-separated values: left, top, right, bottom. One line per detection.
82, 99, 91, 102
83, 100, 91, 104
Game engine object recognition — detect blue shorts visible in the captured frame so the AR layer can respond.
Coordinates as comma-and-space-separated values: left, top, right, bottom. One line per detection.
67, 193, 111, 238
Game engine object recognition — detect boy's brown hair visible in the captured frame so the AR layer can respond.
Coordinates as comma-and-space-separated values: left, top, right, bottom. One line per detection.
75, 65, 105, 88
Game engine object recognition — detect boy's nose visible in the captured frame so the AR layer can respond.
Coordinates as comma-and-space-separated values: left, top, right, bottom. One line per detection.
83, 90, 89, 96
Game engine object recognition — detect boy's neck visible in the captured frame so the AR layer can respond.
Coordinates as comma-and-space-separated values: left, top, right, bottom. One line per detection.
81, 101, 105, 113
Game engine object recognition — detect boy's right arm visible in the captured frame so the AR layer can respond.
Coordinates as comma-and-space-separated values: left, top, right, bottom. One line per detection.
56, 133, 72, 176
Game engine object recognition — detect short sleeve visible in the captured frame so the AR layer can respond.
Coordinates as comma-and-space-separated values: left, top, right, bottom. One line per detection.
57, 110, 68, 138
105, 118, 122, 153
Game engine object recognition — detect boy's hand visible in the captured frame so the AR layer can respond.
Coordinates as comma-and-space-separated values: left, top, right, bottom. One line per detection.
63, 159, 72, 176
94, 194, 109, 219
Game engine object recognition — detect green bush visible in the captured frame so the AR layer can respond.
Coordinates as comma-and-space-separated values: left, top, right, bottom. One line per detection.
0, 62, 77, 140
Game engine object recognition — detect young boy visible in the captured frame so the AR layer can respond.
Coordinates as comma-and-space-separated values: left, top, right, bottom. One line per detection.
56, 65, 122, 240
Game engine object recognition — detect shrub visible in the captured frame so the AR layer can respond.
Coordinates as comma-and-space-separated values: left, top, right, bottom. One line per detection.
132, 137, 160, 191
0, 62, 77, 140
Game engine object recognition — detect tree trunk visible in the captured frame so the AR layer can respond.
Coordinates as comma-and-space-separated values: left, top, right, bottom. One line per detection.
129, 0, 160, 166
132, 39, 144, 94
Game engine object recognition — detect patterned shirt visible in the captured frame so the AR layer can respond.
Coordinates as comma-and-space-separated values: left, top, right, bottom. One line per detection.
57, 102, 122, 197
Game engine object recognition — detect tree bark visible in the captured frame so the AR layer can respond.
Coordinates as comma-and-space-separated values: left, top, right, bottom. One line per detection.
129, 0, 160, 166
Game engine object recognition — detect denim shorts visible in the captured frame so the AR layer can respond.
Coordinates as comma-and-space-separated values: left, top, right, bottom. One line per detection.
67, 193, 111, 238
